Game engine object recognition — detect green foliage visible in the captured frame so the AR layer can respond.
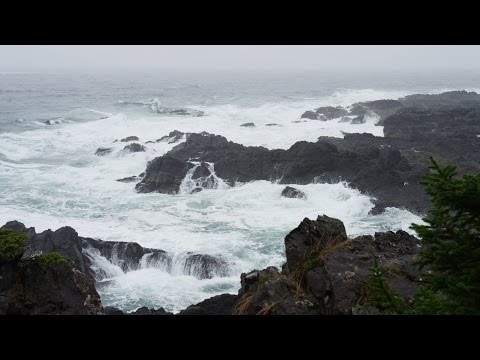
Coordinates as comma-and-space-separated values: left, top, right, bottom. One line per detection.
22, 252, 69, 267
410, 158, 480, 315
361, 260, 412, 315
0, 228, 27, 262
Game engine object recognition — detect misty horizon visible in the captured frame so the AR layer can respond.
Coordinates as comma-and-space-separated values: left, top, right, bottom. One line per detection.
1, 45, 480, 73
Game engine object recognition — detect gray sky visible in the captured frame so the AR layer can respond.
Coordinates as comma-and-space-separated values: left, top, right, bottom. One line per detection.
0, 45, 479, 72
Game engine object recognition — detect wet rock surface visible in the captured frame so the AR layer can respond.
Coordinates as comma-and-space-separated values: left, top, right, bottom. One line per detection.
184, 215, 421, 315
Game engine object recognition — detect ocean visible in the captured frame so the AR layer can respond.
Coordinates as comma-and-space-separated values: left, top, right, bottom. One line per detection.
1, 69, 479, 312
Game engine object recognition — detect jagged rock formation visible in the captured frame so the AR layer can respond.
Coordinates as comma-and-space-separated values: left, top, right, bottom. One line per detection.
1, 221, 232, 283
0, 224, 104, 315
184, 215, 420, 315
135, 91, 480, 214
122, 143, 145, 153
281, 186, 306, 199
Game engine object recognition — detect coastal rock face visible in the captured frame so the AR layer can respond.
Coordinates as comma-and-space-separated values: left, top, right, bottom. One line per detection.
123, 143, 146, 153
2, 222, 231, 285
0, 226, 104, 315
137, 132, 425, 213
183, 254, 230, 279
186, 215, 421, 315
120, 136, 139, 142
281, 186, 306, 199
136, 156, 189, 194
19, 225, 91, 275
104, 306, 125, 315
399, 90, 480, 109
284, 215, 347, 272
136, 91, 480, 214
156, 130, 185, 144
178, 294, 238, 315
301, 106, 348, 120
129, 306, 173, 315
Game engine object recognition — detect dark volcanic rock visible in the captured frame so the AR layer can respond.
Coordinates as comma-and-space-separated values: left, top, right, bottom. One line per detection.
6, 260, 104, 315
22, 226, 91, 276
301, 106, 348, 120
399, 90, 480, 110
130, 306, 173, 315
136, 156, 189, 194
95, 147, 113, 156
137, 131, 429, 213
2, 220, 28, 233
284, 215, 347, 273
82, 238, 167, 273
350, 99, 404, 125
194, 215, 422, 315
178, 294, 238, 315
325, 230, 420, 314
123, 143, 146, 153
240, 122, 255, 127
156, 130, 185, 144
301, 110, 324, 120
191, 162, 212, 179
1, 221, 173, 283
0, 227, 104, 315
104, 306, 125, 315
281, 186, 306, 199
120, 136, 139, 142
183, 254, 230, 279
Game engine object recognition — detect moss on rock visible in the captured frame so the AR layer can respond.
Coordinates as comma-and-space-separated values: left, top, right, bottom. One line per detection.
0, 228, 27, 262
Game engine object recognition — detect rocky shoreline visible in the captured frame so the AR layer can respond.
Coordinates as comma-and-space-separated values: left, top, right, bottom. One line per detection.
129, 90, 480, 214
1, 215, 421, 315
1, 90, 479, 315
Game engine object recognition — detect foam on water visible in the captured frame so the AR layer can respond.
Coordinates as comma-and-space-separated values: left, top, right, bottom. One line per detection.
0, 88, 426, 313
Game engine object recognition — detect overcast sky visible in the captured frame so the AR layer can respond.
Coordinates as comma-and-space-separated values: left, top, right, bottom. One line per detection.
0, 45, 479, 72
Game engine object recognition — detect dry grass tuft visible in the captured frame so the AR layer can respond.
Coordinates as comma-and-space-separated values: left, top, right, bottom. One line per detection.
234, 293, 254, 315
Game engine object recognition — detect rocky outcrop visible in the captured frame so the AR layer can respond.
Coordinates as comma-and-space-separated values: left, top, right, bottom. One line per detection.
284, 215, 347, 272
185, 215, 421, 315
129, 306, 173, 315
0, 227, 104, 315
178, 294, 238, 315
120, 136, 139, 142
104, 306, 125, 315
136, 156, 189, 193
301, 106, 348, 120
136, 132, 427, 213
281, 186, 306, 199
399, 90, 480, 109
183, 254, 230, 279
135, 91, 480, 214
240, 122, 255, 127
1, 222, 231, 284
156, 130, 185, 144
123, 143, 145, 153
